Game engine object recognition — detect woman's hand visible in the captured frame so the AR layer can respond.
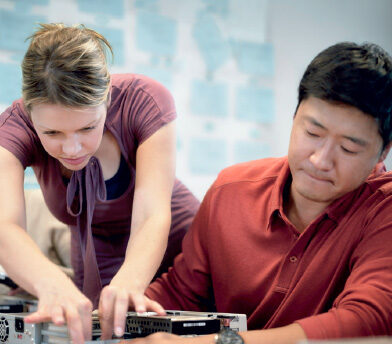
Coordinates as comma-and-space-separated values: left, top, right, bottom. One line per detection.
98, 280, 166, 340
98, 121, 177, 340
24, 280, 93, 344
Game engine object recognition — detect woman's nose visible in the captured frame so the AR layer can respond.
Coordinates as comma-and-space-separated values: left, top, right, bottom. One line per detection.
62, 136, 82, 156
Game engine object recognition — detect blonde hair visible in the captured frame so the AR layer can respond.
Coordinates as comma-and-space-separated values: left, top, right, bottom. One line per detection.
22, 23, 113, 112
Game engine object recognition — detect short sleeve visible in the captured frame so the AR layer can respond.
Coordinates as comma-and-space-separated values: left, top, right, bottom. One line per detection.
0, 100, 39, 168
122, 75, 177, 145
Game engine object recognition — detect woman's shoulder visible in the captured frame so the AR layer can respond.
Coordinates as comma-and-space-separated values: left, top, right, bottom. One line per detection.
0, 99, 30, 125
0, 99, 35, 136
0, 99, 40, 168
110, 73, 173, 102
109, 74, 175, 121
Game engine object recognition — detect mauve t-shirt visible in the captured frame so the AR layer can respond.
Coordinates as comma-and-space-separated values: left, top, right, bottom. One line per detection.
0, 74, 199, 306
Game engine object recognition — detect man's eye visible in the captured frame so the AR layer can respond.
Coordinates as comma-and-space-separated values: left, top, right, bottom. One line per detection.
306, 130, 319, 137
341, 146, 357, 154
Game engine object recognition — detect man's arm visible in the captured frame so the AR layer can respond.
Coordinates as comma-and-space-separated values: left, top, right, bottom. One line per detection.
119, 323, 306, 343
148, 169, 392, 340
295, 209, 392, 338
145, 185, 215, 311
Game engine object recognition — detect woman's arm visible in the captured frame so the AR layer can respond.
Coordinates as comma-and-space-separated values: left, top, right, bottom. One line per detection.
0, 146, 92, 344
99, 121, 176, 339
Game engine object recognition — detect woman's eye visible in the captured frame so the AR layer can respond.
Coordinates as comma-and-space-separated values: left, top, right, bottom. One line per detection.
82, 126, 96, 131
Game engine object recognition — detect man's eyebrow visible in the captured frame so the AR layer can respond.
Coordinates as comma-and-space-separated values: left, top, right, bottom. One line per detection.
342, 135, 368, 147
304, 115, 368, 147
303, 115, 326, 129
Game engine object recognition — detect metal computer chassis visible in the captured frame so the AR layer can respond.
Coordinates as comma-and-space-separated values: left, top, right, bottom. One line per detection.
0, 309, 247, 343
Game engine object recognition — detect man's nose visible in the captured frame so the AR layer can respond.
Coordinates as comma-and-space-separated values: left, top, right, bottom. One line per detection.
62, 136, 82, 156
309, 141, 334, 171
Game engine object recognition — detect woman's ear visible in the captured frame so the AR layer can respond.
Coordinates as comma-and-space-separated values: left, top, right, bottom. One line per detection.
106, 78, 112, 108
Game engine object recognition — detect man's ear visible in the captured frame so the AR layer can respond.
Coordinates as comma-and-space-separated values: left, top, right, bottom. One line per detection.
379, 142, 392, 162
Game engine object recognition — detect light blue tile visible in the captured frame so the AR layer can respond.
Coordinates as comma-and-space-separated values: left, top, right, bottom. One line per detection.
235, 86, 274, 124
77, 0, 124, 18
134, 0, 159, 11
231, 41, 274, 77
203, 121, 216, 133
192, 13, 230, 72
190, 80, 228, 118
0, 62, 22, 105
176, 136, 183, 151
134, 66, 173, 91
136, 11, 177, 57
234, 140, 271, 163
9, 51, 25, 64
24, 167, 40, 189
202, 0, 229, 17
14, 0, 49, 12
0, 10, 46, 52
249, 127, 262, 140
189, 138, 227, 175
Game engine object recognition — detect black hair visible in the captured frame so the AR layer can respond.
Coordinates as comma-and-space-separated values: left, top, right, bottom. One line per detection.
297, 42, 392, 149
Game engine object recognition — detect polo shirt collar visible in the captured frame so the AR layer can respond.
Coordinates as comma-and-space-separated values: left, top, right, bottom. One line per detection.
267, 158, 291, 228
266, 158, 381, 229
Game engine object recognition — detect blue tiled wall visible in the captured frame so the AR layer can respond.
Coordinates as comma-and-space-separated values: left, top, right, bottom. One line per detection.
0, 0, 274, 198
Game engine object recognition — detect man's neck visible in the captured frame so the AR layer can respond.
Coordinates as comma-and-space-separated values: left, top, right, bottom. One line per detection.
284, 187, 330, 233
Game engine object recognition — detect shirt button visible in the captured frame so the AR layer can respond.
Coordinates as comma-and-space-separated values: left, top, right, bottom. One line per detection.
289, 256, 298, 263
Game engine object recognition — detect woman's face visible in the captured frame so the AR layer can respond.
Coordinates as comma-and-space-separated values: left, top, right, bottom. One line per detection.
30, 103, 107, 171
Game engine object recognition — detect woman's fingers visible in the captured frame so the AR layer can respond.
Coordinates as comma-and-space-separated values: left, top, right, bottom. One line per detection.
24, 287, 93, 344
65, 305, 86, 344
144, 297, 166, 316
131, 293, 147, 314
50, 304, 66, 325
77, 299, 94, 341
99, 285, 117, 340
98, 285, 167, 340
113, 288, 130, 337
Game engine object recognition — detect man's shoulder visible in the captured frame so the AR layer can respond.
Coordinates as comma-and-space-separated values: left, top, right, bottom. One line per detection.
367, 170, 392, 196
213, 156, 287, 188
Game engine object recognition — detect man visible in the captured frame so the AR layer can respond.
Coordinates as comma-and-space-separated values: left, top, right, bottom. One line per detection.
115, 42, 392, 343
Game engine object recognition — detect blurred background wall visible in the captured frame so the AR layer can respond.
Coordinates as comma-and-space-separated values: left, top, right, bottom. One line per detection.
0, 0, 391, 200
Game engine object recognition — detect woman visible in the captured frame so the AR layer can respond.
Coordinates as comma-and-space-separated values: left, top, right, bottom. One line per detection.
0, 23, 199, 343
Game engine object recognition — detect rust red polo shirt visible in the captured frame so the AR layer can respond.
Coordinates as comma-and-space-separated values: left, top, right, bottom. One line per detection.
146, 156, 392, 339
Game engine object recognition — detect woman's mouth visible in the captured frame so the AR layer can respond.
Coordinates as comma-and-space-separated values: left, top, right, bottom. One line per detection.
60, 155, 88, 166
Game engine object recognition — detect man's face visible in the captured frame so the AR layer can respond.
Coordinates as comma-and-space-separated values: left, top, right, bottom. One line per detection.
288, 97, 389, 207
